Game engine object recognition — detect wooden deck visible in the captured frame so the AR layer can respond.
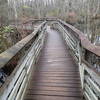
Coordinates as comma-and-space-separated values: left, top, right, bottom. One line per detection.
24, 27, 82, 100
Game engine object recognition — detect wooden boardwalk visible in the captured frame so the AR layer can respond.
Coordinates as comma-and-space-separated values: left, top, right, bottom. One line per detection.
24, 27, 82, 100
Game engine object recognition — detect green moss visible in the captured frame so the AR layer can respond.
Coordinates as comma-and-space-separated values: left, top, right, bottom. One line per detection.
0, 26, 13, 53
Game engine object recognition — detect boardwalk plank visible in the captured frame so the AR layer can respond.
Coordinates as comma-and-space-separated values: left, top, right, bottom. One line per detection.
24, 28, 82, 100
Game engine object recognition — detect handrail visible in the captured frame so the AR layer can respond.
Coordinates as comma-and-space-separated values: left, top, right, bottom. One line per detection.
0, 21, 46, 69
58, 19, 100, 74
0, 21, 47, 99
58, 19, 100, 57
52, 20, 100, 100
10, 18, 57, 26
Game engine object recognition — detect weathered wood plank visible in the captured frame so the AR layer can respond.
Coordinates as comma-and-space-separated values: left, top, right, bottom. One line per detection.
23, 28, 82, 100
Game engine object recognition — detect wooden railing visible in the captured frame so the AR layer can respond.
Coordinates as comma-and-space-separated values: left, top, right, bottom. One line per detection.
52, 19, 100, 100
0, 21, 47, 100
0, 18, 100, 100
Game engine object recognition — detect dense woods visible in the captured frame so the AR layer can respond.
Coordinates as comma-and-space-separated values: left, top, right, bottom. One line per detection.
0, 0, 100, 53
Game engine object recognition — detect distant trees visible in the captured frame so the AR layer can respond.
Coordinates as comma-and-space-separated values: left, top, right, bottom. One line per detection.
0, 0, 9, 26
52, 0, 100, 43
0, 0, 100, 43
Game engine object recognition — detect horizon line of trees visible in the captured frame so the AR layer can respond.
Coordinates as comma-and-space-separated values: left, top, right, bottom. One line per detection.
0, 0, 100, 43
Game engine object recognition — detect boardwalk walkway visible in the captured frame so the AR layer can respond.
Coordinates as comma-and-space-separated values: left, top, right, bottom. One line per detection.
24, 27, 82, 100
